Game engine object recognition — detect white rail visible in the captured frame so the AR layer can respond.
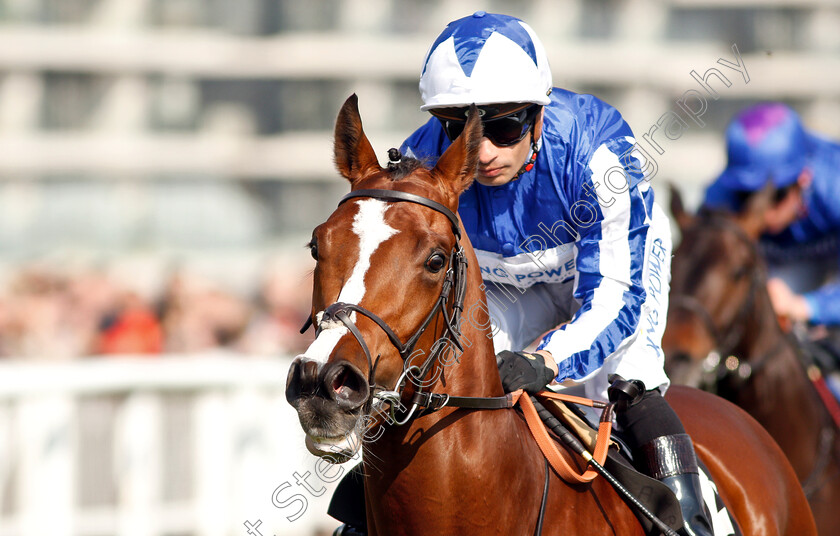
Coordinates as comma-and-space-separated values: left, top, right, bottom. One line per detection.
0, 355, 347, 536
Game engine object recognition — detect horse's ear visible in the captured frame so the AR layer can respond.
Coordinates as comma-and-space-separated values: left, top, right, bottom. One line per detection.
668, 182, 694, 231
334, 94, 382, 186
737, 182, 775, 238
432, 104, 482, 198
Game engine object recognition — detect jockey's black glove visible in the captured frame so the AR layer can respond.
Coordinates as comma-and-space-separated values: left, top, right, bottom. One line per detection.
495, 350, 556, 394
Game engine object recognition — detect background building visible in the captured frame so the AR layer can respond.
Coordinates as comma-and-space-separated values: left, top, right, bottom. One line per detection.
0, 1, 837, 535
1, 0, 838, 269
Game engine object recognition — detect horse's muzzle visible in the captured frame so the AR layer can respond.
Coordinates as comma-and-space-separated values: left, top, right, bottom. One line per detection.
286, 357, 371, 459
285, 356, 371, 412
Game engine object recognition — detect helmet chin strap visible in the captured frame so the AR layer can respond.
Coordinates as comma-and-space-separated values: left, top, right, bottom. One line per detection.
511, 130, 541, 181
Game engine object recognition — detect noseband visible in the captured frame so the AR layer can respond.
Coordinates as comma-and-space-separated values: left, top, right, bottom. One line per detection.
301, 189, 471, 423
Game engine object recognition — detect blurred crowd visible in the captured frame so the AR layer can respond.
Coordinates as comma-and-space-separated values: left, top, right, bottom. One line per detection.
0, 257, 315, 360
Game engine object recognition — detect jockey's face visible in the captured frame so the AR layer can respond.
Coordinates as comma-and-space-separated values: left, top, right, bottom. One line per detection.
475, 109, 543, 187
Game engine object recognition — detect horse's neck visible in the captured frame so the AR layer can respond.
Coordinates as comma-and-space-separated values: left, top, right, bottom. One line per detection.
738, 287, 786, 362
733, 288, 829, 457
361, 254, 639, 533
362, 313, 532, 530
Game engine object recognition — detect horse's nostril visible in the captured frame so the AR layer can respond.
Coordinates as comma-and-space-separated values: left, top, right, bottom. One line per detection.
331, 367, 351, 396
325, 362, 369, 410
285, 359, 302, 406
285, 357, 322, 407
286, 357, 369, 411
331, 366, 361, 398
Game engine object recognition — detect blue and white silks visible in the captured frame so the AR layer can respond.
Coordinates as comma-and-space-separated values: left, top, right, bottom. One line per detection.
402, 89, 672, 399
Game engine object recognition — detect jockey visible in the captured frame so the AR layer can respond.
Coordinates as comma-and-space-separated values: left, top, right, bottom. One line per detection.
703, 102, 840, 328
332, 12, 712, 536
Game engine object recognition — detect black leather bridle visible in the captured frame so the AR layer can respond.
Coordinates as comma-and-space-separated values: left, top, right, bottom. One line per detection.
301, 188, 513, 425
300, 188, 557, 535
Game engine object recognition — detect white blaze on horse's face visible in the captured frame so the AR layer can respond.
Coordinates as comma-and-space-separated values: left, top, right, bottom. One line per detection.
300, 199, 398, 364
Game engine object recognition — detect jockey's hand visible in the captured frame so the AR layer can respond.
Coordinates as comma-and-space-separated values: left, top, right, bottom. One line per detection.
495, 350, 557, 394
767, 277, 811, 323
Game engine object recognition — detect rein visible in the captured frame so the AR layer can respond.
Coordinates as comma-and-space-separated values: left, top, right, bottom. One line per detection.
788, 328, 840, 497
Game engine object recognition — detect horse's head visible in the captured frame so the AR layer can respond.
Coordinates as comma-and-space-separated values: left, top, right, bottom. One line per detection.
663, 184, 775, 387
285, 94, 483, 460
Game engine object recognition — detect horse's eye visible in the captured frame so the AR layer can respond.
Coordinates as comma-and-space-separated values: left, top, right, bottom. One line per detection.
425, 252, 447, 273
733, 265, 748, 279
307, 239, 318, 261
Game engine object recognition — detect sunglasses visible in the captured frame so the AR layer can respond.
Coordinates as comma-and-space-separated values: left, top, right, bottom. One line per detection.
436, 105, 540, 147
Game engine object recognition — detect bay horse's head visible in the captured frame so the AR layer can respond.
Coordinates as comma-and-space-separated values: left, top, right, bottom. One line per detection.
285, 94, 483, 460
663, 184, 776, 388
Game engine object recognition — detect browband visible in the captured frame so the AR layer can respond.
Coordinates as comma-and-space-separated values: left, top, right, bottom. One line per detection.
339, 189, 461, 239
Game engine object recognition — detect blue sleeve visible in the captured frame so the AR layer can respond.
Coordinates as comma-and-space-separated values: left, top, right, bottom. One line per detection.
537, 117, 651, 382
786, 139, 840, 325
400, 117, 450, 164
808, 137, 840, 229
804, 281, 840, 325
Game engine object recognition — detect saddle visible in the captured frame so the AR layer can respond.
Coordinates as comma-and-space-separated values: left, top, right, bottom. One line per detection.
538, 386, 744, 536
534, 391, 686, 535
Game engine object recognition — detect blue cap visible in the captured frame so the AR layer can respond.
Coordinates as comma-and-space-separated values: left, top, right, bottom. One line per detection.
716, 102, 812, 191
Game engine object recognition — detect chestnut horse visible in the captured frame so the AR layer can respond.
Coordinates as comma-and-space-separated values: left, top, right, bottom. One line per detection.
285, 95, 815, 536
663, 185, 840, 535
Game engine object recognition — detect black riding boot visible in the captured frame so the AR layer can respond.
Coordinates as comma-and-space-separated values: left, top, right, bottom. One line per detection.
329, 464, 367, 536
637, 433, 714, 536
611, 379, 714, 536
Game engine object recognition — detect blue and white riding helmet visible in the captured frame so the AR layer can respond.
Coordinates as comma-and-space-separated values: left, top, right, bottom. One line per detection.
419, 11, 552, 111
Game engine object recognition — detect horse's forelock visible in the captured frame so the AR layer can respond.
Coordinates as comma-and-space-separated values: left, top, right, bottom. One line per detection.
386, 156, 423, 181
375, 157, 455, 211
